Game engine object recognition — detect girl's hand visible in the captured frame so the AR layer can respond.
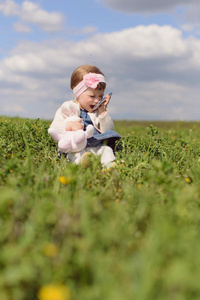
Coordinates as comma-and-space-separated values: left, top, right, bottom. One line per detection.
98, 94, 111, 115
66, 118, 83, 131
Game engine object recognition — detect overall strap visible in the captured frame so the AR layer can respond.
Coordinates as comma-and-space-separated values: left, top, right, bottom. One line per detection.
80, 109, 93, 130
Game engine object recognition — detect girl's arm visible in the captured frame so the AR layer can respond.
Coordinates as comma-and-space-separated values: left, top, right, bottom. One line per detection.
97, 94, 114, 132
98, 112, 114, 132
97, 94, 111, 116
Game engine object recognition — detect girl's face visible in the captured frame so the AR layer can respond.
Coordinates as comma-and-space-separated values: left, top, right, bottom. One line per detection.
77, 87, 104, 113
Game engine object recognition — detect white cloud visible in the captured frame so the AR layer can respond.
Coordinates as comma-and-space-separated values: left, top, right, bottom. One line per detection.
80, 26, 97, 35
181, 3, 200, 33
66, 26, 98, 37
0, 0, 19, 16
4, 53, 45, 73
100, 0, 197, 13
92, 25, 186, 59
3, 104, 27, 114
0, 0, 64, 32
20, 1, 64, 32
101, 0, 200, 36
14, 22, 32, 32
1, 25, 200, 120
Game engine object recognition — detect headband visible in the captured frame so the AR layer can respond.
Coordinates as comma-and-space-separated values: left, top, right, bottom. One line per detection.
73, 72, 106, 99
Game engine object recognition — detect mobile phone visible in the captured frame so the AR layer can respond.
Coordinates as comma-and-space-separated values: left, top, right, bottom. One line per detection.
93, 92, 112, 111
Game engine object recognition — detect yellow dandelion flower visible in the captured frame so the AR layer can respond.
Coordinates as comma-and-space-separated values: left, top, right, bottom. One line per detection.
38, 284, 70, 300
185, 177, 191, 183
137, 183, 142, 190
43, 243, 59, 258
132, 131, 135, 134
58, 176, 72, 185
9, 169, 13, 173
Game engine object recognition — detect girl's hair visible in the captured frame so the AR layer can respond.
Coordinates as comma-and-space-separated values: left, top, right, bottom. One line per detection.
70, 65, 106, 91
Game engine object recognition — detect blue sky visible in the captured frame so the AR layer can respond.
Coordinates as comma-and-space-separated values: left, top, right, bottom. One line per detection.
1, 0, 200, 120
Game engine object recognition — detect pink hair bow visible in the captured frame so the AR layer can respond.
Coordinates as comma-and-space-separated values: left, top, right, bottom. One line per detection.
73, 72, 106, 99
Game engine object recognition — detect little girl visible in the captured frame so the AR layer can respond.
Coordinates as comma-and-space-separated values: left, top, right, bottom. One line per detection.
48, 65, 121, 169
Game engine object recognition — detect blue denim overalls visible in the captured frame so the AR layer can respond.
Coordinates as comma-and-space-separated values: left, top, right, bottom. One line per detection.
80, 109, 121, 149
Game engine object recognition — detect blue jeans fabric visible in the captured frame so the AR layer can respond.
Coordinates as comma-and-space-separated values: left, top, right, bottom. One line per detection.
80, 109, 121, 148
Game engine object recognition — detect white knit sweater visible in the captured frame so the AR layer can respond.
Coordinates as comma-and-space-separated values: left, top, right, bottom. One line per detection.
49, 100, 114, 134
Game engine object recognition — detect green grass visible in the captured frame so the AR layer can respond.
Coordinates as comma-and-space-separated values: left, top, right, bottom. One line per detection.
1, 116, 200, 300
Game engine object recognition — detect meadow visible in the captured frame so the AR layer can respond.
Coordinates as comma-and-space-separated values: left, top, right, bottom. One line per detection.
1, 116, 200, 300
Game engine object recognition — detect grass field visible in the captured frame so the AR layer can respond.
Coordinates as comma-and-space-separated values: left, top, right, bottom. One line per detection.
1, 116, 200, 300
